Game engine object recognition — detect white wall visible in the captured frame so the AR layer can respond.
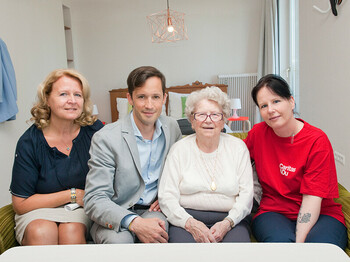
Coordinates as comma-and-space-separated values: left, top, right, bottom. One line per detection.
1, 0, 348, 208
0, 0, 261, 207
65, 0, 262, 123
0, 0, 68, 206
299, 1, 350, 189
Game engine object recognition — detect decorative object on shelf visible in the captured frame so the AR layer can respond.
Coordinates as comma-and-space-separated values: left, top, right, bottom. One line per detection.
313, 0, 342, 16
92, 104, 99, 116
230, 98, 241, 119
146, 0, 188, 43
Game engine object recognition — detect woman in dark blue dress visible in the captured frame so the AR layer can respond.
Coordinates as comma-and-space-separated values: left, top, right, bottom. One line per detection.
10, 69, 103, 245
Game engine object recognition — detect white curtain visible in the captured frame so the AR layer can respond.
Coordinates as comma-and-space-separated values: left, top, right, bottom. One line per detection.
255, 0, 279, 124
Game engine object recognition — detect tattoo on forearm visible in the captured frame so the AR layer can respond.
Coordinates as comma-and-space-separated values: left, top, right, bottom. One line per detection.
298, 213, 311, 223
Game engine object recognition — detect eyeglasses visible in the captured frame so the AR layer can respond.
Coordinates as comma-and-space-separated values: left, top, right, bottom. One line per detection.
193, 112, 224, 122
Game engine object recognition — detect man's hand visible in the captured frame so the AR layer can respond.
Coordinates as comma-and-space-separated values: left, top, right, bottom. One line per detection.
129, 216, 168, 243
209, 220, 231, 242
149, 200, 161, 212
185, 217, 216, 243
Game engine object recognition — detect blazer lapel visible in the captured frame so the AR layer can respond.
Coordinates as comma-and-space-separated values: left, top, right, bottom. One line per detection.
121, 116, 142, 175
159, 116, 170, 165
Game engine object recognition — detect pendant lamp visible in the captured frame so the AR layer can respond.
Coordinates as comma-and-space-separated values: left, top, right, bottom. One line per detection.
146, 0, 188, 43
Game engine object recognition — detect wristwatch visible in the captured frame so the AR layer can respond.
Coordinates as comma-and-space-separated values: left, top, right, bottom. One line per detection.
70, 188, 76, 203
224, 217, 234, 228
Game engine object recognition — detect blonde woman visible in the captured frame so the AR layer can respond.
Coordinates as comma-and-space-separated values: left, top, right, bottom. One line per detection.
10, 69, 103, 245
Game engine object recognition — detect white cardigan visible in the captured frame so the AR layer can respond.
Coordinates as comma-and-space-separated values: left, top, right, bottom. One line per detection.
158, 133, 253, 228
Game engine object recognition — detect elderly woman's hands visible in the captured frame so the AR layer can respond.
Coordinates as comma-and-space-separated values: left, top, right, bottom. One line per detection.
209, 220, 231, 242
185, 217, 216, 243
185, 218, 233, 242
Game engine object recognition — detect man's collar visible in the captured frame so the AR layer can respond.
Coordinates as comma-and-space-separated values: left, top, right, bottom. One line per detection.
130, 112, 162, 140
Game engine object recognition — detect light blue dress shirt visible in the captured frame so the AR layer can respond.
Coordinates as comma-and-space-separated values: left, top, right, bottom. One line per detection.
0, 38, 18, 122
121, 112, 166, 229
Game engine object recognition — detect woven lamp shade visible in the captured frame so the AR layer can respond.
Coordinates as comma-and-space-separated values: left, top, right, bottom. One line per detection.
147, 8, 188, 43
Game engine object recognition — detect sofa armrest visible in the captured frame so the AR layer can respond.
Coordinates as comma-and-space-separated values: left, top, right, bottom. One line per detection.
228, 132, 248, 140
334, 183, 350, 256
0, 204, 18, 254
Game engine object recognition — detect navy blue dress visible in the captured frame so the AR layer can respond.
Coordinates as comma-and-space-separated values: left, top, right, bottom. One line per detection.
10, 120, 103, 198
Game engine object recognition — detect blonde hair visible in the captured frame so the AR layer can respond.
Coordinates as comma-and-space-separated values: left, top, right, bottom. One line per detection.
30, 69, 96, 129
185, 86, 230, 120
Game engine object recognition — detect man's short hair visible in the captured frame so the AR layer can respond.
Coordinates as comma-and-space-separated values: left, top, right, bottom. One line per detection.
127, 66, 166, 96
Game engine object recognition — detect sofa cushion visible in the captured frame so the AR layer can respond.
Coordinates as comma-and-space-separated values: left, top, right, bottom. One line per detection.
0, 204, 18, 254
335, 183, 350, 256
228, 132, 248, 140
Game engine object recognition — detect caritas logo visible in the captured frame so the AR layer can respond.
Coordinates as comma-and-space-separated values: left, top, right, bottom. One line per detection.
279, 163, 296, 176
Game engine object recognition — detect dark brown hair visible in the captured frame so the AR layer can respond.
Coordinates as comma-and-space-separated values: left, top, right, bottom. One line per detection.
251, 74, 292, 106
127, 66, 166, 96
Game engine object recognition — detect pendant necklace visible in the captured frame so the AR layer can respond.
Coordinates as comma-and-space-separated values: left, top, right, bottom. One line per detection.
199, 147, 219, 191
64, 140, 72, 151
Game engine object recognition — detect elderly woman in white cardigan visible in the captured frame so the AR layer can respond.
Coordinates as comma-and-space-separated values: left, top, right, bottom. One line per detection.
158, 86, 253, 243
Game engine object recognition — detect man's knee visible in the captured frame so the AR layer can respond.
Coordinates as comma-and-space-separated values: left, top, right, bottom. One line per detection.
141, 211, 168, 231
91, 223, 134, 244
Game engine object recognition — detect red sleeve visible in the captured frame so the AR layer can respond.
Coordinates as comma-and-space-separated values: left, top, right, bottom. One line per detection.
300, 135, 339, 198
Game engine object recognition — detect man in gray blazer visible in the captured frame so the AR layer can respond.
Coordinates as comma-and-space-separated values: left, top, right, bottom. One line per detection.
84, 66, 182, 243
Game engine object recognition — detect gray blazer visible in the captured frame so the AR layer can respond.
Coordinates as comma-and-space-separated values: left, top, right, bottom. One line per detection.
84, 114, 182, 232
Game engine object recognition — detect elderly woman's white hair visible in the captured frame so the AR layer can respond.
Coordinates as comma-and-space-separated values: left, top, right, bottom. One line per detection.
185, 86, 231, 119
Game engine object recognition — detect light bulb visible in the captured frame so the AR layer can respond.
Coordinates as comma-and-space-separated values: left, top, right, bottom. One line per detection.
167, 25, 174, 32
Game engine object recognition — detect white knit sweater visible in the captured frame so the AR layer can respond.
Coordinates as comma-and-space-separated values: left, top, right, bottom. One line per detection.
158, 133, 253, 228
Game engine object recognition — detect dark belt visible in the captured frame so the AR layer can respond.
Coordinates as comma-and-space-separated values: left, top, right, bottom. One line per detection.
131, 204, 150, 210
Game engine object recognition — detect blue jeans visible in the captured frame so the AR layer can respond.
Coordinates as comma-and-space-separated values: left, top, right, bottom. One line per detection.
252, 212, 347, 249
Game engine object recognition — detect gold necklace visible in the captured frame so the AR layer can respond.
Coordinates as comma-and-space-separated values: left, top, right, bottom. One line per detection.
199, 147, 219, 191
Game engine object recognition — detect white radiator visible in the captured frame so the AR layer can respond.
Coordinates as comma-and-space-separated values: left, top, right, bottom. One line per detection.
218, 73, 258, 132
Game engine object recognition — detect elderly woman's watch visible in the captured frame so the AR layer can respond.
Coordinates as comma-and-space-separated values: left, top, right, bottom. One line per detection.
224, 217, 234, 228
70, 188, 77, 203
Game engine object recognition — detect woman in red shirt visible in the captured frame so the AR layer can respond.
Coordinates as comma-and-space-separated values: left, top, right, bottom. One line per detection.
245, 74, 346, 249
